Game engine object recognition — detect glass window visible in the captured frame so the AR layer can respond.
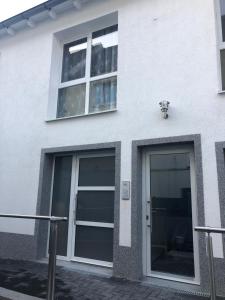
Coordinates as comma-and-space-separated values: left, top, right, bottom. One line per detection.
78, 156, 115, 186
57, 25, 118, 118
220, 1, 225, 90
74, 155, 115, 263
76, 191, 114, 223
57, 84, 86, 118
91, 25, 118, 77
51, 156, 72, 256
75, 226, 113, 262
220, 0, 225, 42
221, 49, 225, 91
150, 153, 194, 277
50, 153, 115, 265
61, 38, 87, 82
89, 77, 117, 113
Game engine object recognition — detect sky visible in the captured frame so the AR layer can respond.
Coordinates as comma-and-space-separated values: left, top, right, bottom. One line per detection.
0, 0, 45, 22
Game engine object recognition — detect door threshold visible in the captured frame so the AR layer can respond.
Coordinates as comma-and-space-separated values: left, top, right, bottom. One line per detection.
38, 257, 113, 278
71, 257, 113, 268
147, 272, 200, 285
142, 276, 206, 297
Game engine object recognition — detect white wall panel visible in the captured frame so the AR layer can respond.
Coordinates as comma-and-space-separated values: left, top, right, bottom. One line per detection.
0, 0, 224, 257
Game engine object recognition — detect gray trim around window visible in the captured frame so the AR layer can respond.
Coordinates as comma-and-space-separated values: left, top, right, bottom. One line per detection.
129, 134, 212, 293
1, 137, 225, 295
208, 141, 225, 296
34, 141, 122, 276
215, 141, 225, 257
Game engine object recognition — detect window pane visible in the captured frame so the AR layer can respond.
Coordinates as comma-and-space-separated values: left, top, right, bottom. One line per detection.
51, 156, 72, 256
78, 156, 115, 186
91, 25, 118, 77
76, 191, 114, 223
75, 226, 113, 262
89, 77, 117, 113
57, 84, 86, 118
62, 38, 87, 82
220, 0, 225, 41
221, 50, 225, 90
150, 153, 194, 277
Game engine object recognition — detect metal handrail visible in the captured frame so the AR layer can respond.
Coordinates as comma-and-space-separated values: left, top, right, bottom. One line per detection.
0, 214, 67, 300
195, 226, 225, 234
0, 214, 67, 221
195, 226, 225, 300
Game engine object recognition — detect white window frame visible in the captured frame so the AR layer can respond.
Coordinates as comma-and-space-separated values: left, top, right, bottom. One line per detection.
216, 0, 225, 92
47, 13, 118, 121
56, 25, 118, 120
47, 153, 73, 262
49, 152, 115, 268
142, 146, 200, 285
71, 153, 115, 268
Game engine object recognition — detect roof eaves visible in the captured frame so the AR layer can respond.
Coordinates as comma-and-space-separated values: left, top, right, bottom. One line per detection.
0, 0, 68, 29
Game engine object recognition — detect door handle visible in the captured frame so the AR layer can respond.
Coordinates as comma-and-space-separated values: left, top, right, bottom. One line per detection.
146, 197, 153, 232
146, 214, 151, 228
147, 198, 153, 233
150, 200, 152, 233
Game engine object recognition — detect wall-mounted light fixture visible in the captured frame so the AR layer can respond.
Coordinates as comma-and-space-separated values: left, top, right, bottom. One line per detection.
159, 101, 170, 119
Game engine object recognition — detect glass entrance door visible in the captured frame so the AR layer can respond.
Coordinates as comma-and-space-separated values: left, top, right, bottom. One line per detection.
144, 149, 199, 281
50, 155, 72, 257
72, 155, 115, 266
50, 153, 115, 267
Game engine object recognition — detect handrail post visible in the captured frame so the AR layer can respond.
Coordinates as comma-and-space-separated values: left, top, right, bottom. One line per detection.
0, 214, 67, 300
47, 220, 58, 300
207, 232, 216, 300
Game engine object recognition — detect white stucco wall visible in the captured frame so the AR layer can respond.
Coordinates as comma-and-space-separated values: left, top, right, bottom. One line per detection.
0, 0, 224, 257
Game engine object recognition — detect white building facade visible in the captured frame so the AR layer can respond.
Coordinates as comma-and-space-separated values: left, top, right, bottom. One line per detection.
0, 0, 225, 295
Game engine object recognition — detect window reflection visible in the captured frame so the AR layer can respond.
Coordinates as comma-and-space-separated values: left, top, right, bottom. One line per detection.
76, 191, 114, 223
78, 156, 115, 186
51, 156, 72, 256
150, 153, 195, 277
92, 31, 118, 49
220, 50, 225, 90
69, 42, 87, 54
58, 25, 118, 119
57, 84, 86, 118
75, 226, 113, 262
220, 0, 225, 41
91, 25, 118, 77
89, 77, 117, 113
61, 38, 87, 82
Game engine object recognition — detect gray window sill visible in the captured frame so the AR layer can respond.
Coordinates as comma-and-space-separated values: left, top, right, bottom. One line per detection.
46, 109, 117, 122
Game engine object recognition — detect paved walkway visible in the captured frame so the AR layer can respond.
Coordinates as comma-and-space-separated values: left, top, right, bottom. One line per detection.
0, 259, 209, 300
